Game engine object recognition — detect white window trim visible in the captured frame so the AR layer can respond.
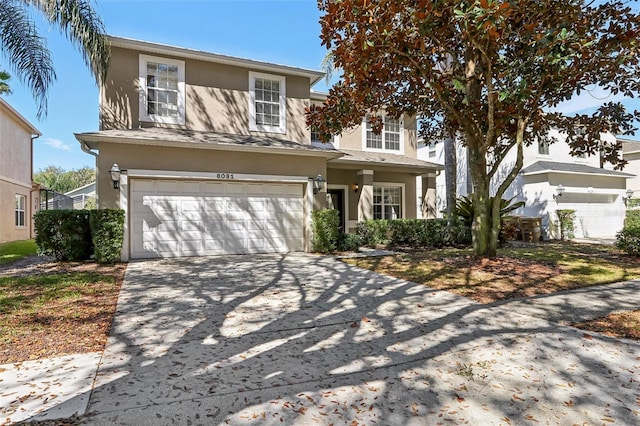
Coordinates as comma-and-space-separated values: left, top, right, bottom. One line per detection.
537, 140, 550, 156
139, 54, 186, 125
362, 115, 404, 154
15, 194, 26, 228
373, 182, 406, 220
249, 71, 286, 134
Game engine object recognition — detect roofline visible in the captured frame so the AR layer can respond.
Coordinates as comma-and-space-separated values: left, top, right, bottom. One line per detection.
0, 98, 41, 135
522, 169, 634, 178
329, 157, 444, 172
310, 91, 328, 101
74, 132, 344, 160
64, 181, 95, 196
108, 35, 326, 85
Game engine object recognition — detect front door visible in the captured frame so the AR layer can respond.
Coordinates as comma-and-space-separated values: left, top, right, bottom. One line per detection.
327, 188, 345, 232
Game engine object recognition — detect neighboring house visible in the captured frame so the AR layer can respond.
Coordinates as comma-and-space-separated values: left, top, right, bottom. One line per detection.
64, 181, 96, 209
418, 130, 635, 239
0, 98, 41, 243
620, 138, 640, 199
75, 36, 440, 259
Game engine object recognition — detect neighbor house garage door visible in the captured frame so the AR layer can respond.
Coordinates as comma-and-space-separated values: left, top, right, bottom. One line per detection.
558, 194, 624, 238
130, 179, 304, 258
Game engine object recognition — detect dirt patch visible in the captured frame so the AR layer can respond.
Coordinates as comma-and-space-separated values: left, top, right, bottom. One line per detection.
572, 311, 640, 341
0, 257, 126, 364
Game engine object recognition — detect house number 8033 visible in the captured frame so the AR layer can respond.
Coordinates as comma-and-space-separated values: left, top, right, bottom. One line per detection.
216, 173, 234, 179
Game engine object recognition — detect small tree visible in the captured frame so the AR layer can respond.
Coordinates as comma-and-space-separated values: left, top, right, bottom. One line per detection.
308, 0, 640, 257
556, 209, 576, 241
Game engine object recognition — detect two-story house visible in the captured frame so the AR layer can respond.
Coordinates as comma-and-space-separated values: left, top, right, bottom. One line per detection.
75, 36, 440, 259
0, 98, 41, 243
621, 138, 640, 199
419, 130, 635, 239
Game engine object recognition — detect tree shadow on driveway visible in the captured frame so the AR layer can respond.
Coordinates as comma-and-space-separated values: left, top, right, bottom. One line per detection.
40, 254, 640, 424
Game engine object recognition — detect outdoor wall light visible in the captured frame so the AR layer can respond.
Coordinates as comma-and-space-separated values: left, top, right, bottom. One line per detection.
109, 163, 121, 189
353, 183, 359, 193
313, 174, 326, 194
623, 188, 634, 205
553, 184, 565, 200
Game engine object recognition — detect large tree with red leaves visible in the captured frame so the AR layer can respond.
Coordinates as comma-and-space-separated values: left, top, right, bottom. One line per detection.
307, 0, 640, 257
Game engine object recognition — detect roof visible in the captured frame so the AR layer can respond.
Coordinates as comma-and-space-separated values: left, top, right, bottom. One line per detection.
0, 98, 41, 135
75, 128, 343, 159
521, 160, 634, 178
329, 149, 443, 172
109, 36, 325, 85
64, 181, 96, 197
618, 137, 640, 155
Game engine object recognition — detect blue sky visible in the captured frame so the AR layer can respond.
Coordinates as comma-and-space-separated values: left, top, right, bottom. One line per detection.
2, 0, 639, 172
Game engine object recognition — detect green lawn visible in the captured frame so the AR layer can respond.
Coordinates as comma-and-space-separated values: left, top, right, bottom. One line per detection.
344, 242, 640, 303
0, 240, 38, 265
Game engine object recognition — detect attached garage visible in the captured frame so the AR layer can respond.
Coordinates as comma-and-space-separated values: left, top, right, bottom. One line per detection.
129, 178, 305, 259
557, 193, 624, 238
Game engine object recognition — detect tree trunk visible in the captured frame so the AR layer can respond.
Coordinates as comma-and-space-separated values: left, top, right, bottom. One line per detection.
468, 149, 497, 257
444, 136, 457, 225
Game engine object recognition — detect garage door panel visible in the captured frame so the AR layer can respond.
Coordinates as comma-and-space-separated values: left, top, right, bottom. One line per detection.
559, 201, 624, 238
130, 179, 304, 258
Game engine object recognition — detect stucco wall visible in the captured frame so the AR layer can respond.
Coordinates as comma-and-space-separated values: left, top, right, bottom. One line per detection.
0, 101, 35, 242
96, 142, 327, 208
101, 46, 312, 143
336, 114, 418, 158
624, 153, 640, 194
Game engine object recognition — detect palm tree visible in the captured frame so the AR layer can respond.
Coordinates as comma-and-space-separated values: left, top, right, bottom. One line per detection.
0, 0, 109, 118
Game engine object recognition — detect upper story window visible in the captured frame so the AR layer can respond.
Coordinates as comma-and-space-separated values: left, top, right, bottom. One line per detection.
15, 194, 25, 227
139, 55, 185, 125
538, 140, 550, 155
428, 140, 437, 158
249, 71, 286, 134
364, 115, 403, 153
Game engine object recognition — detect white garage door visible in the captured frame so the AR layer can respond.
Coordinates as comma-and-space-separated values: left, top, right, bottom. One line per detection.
130, 179, 304, 258
559, 194, 624, 238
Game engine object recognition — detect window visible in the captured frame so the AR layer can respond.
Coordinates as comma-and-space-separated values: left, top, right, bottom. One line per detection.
373, 186, 402, 219
249, 72, 286, 134
139, 55, 185, 125
15, 194, 25, 227
538, 140, 549, 155
428, 140, 437, 158
364, 115, 403, 152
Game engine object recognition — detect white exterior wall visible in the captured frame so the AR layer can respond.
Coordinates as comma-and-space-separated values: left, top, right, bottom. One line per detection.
417, 130, 629, 238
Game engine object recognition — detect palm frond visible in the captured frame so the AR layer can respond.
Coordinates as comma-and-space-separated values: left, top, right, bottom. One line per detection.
0, 0, 55, 117
27, 0, 110, 84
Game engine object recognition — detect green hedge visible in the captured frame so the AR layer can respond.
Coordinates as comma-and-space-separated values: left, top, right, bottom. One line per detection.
35, 209, 125, 263
625, 210, 640, 229
34, 210, 92, 261
90, 209, 125, 264
616, 227, 640, 257
312, 209, 340, 252
357, 218, 471, 248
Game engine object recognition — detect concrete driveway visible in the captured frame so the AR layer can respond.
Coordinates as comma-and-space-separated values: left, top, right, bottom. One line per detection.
77, 254, 639, 424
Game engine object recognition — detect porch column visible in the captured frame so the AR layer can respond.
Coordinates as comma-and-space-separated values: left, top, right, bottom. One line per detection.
422, 173, 437, 219
357, 169, 374, 221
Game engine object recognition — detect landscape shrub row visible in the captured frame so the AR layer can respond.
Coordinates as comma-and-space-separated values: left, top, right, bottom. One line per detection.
311, 210, 471, 253
34, 209, 125, 263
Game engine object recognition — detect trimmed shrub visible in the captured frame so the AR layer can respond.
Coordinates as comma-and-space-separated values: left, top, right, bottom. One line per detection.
616, 227, 640, 257
90, 209, 125, 264
34, 210, 92, 261
312, 209, 340, 252
556, 209, 576, 240
625, 209, 640, 229
337, 232, 362, 252
357, 218, 471, 249
357, 220, 390, 247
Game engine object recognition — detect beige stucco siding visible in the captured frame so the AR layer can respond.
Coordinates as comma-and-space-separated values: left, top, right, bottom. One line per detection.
0, 100, 36, 242
101, 47, 311, 143
95, 143, 326, 208
335, 114, 418, 158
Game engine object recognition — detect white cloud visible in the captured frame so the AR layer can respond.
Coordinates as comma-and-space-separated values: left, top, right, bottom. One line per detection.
44, 138, 73, 152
